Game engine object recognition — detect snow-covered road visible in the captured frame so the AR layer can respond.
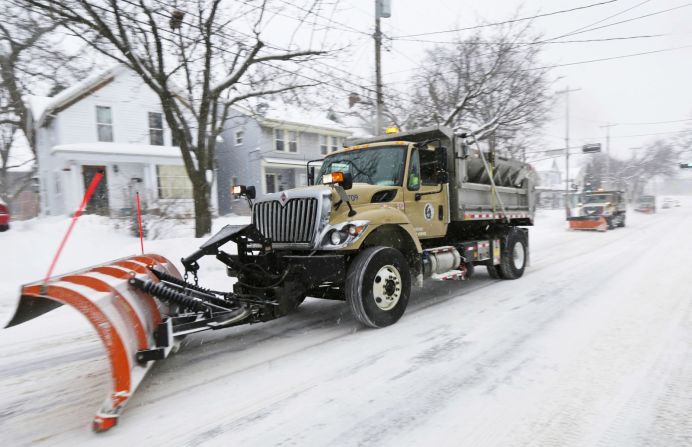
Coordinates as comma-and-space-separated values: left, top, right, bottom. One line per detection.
1, 204, 691, 446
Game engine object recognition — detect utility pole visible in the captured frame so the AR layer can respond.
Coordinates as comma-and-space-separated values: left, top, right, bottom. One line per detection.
600, 123, 617, 188
374, 0, 390, 135
555, 86, 581, 210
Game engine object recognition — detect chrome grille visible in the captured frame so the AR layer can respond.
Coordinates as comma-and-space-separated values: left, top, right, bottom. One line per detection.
252, 198, 318, 243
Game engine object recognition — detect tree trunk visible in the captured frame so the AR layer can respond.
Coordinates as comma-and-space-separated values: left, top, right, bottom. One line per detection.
191, 175, 212, 238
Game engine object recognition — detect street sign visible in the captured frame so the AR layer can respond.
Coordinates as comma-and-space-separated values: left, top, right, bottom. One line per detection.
680, 162, 692, 169
582, 143, 602, 153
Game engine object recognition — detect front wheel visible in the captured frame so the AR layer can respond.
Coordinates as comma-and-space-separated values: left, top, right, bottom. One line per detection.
345, 246, 411, 328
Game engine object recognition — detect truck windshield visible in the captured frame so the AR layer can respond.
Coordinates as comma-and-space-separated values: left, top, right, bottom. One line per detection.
583, 194, 612, 204
316, 146, 407, 186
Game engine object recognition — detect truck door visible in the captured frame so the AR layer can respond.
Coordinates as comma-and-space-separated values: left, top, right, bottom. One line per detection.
404, 147, 449, 239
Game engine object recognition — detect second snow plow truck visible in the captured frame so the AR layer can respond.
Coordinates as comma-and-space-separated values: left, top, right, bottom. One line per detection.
5, 126, 535, 431
567, 190, 627, 231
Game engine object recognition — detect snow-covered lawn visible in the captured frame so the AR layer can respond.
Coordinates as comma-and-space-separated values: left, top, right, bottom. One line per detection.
1, 201, 691, 446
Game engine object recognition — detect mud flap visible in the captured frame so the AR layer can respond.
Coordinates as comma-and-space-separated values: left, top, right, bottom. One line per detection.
4, 254, 181, 432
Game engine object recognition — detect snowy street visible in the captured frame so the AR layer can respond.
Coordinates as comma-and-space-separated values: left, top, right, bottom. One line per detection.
1, 204, 691, 447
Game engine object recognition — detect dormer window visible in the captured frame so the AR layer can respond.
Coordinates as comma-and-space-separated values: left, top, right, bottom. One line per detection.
96, 106, 113, 142
149, 112, 164, 146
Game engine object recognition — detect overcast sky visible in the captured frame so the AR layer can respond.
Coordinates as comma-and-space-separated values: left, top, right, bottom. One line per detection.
280, 0, 692, 172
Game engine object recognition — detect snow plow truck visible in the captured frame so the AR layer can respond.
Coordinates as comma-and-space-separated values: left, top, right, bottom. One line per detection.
567, 190, 627, 231
5, 126, 535, 431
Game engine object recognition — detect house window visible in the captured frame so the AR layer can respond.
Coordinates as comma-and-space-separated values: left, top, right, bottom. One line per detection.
156, 165, 192, 199
149, 112, 164, 146
330, 136, 340, 152
319, 135, 328, 155
287, 131, 298, 152
234, 129, 244, 146
274, 129, 285, 151
96, 106, 113, 142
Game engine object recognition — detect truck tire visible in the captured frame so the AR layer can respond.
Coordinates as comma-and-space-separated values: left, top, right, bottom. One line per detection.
345, 246, 411, 328
497, 231, 527, 280
606, 217, 615, 230
617, 214, 626, 228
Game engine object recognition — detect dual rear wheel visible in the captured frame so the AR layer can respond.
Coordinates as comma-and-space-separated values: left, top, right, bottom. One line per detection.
486, 231, 528, 280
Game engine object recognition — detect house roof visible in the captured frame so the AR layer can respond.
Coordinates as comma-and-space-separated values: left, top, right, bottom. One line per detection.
234, 101, 352, 135
27, 65, 129, 127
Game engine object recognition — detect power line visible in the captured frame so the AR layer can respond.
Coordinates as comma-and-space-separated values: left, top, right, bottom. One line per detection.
382, 43, 692, 87
392, 34, 665, 45
382, 2, 688, 77
391, 0, 618, 39
547, 2, 692, 41
608, 118, 692, 126
546, 0, 653, 41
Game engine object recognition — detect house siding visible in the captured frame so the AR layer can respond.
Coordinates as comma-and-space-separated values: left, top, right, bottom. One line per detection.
56, 71, 173, 147
216, 109, 351, 215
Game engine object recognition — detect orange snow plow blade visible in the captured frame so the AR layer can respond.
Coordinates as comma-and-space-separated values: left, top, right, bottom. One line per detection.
567, 216, 608, 231
4, 254, 181, 432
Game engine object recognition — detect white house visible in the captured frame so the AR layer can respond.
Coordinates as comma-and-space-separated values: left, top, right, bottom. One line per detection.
29, 65, 206, 217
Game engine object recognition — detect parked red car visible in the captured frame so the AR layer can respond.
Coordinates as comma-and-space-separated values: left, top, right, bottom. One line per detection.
0, 199, 10, 231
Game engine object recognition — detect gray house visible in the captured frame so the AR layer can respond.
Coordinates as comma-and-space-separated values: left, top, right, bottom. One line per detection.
216, 103, 352, 215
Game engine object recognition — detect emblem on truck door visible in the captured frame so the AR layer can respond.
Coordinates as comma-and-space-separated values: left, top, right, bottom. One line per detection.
424, 203, 434, 220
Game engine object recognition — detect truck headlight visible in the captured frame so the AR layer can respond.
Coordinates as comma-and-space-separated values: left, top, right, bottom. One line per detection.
320, 221, 369, 248
330, 229, 345, 245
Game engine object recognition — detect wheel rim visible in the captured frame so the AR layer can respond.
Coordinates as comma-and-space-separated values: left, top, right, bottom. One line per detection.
372, 265, 402, 311
512, 241, 525, 270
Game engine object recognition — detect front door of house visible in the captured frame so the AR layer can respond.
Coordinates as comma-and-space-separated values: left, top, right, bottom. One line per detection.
82, 165, 109, 215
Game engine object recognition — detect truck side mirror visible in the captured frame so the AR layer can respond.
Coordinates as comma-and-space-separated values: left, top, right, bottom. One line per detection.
436, 171, 449, 184
435, 146, 448, 171
246, 185, 256, 199
308, 166, 315, 185
435, 146, 448, 184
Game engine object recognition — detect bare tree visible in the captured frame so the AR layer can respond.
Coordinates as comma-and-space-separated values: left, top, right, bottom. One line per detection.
406, 22, 552, 157
0, 8, 88, 211
20, 0, 328, 236
583, 139, 679, 199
